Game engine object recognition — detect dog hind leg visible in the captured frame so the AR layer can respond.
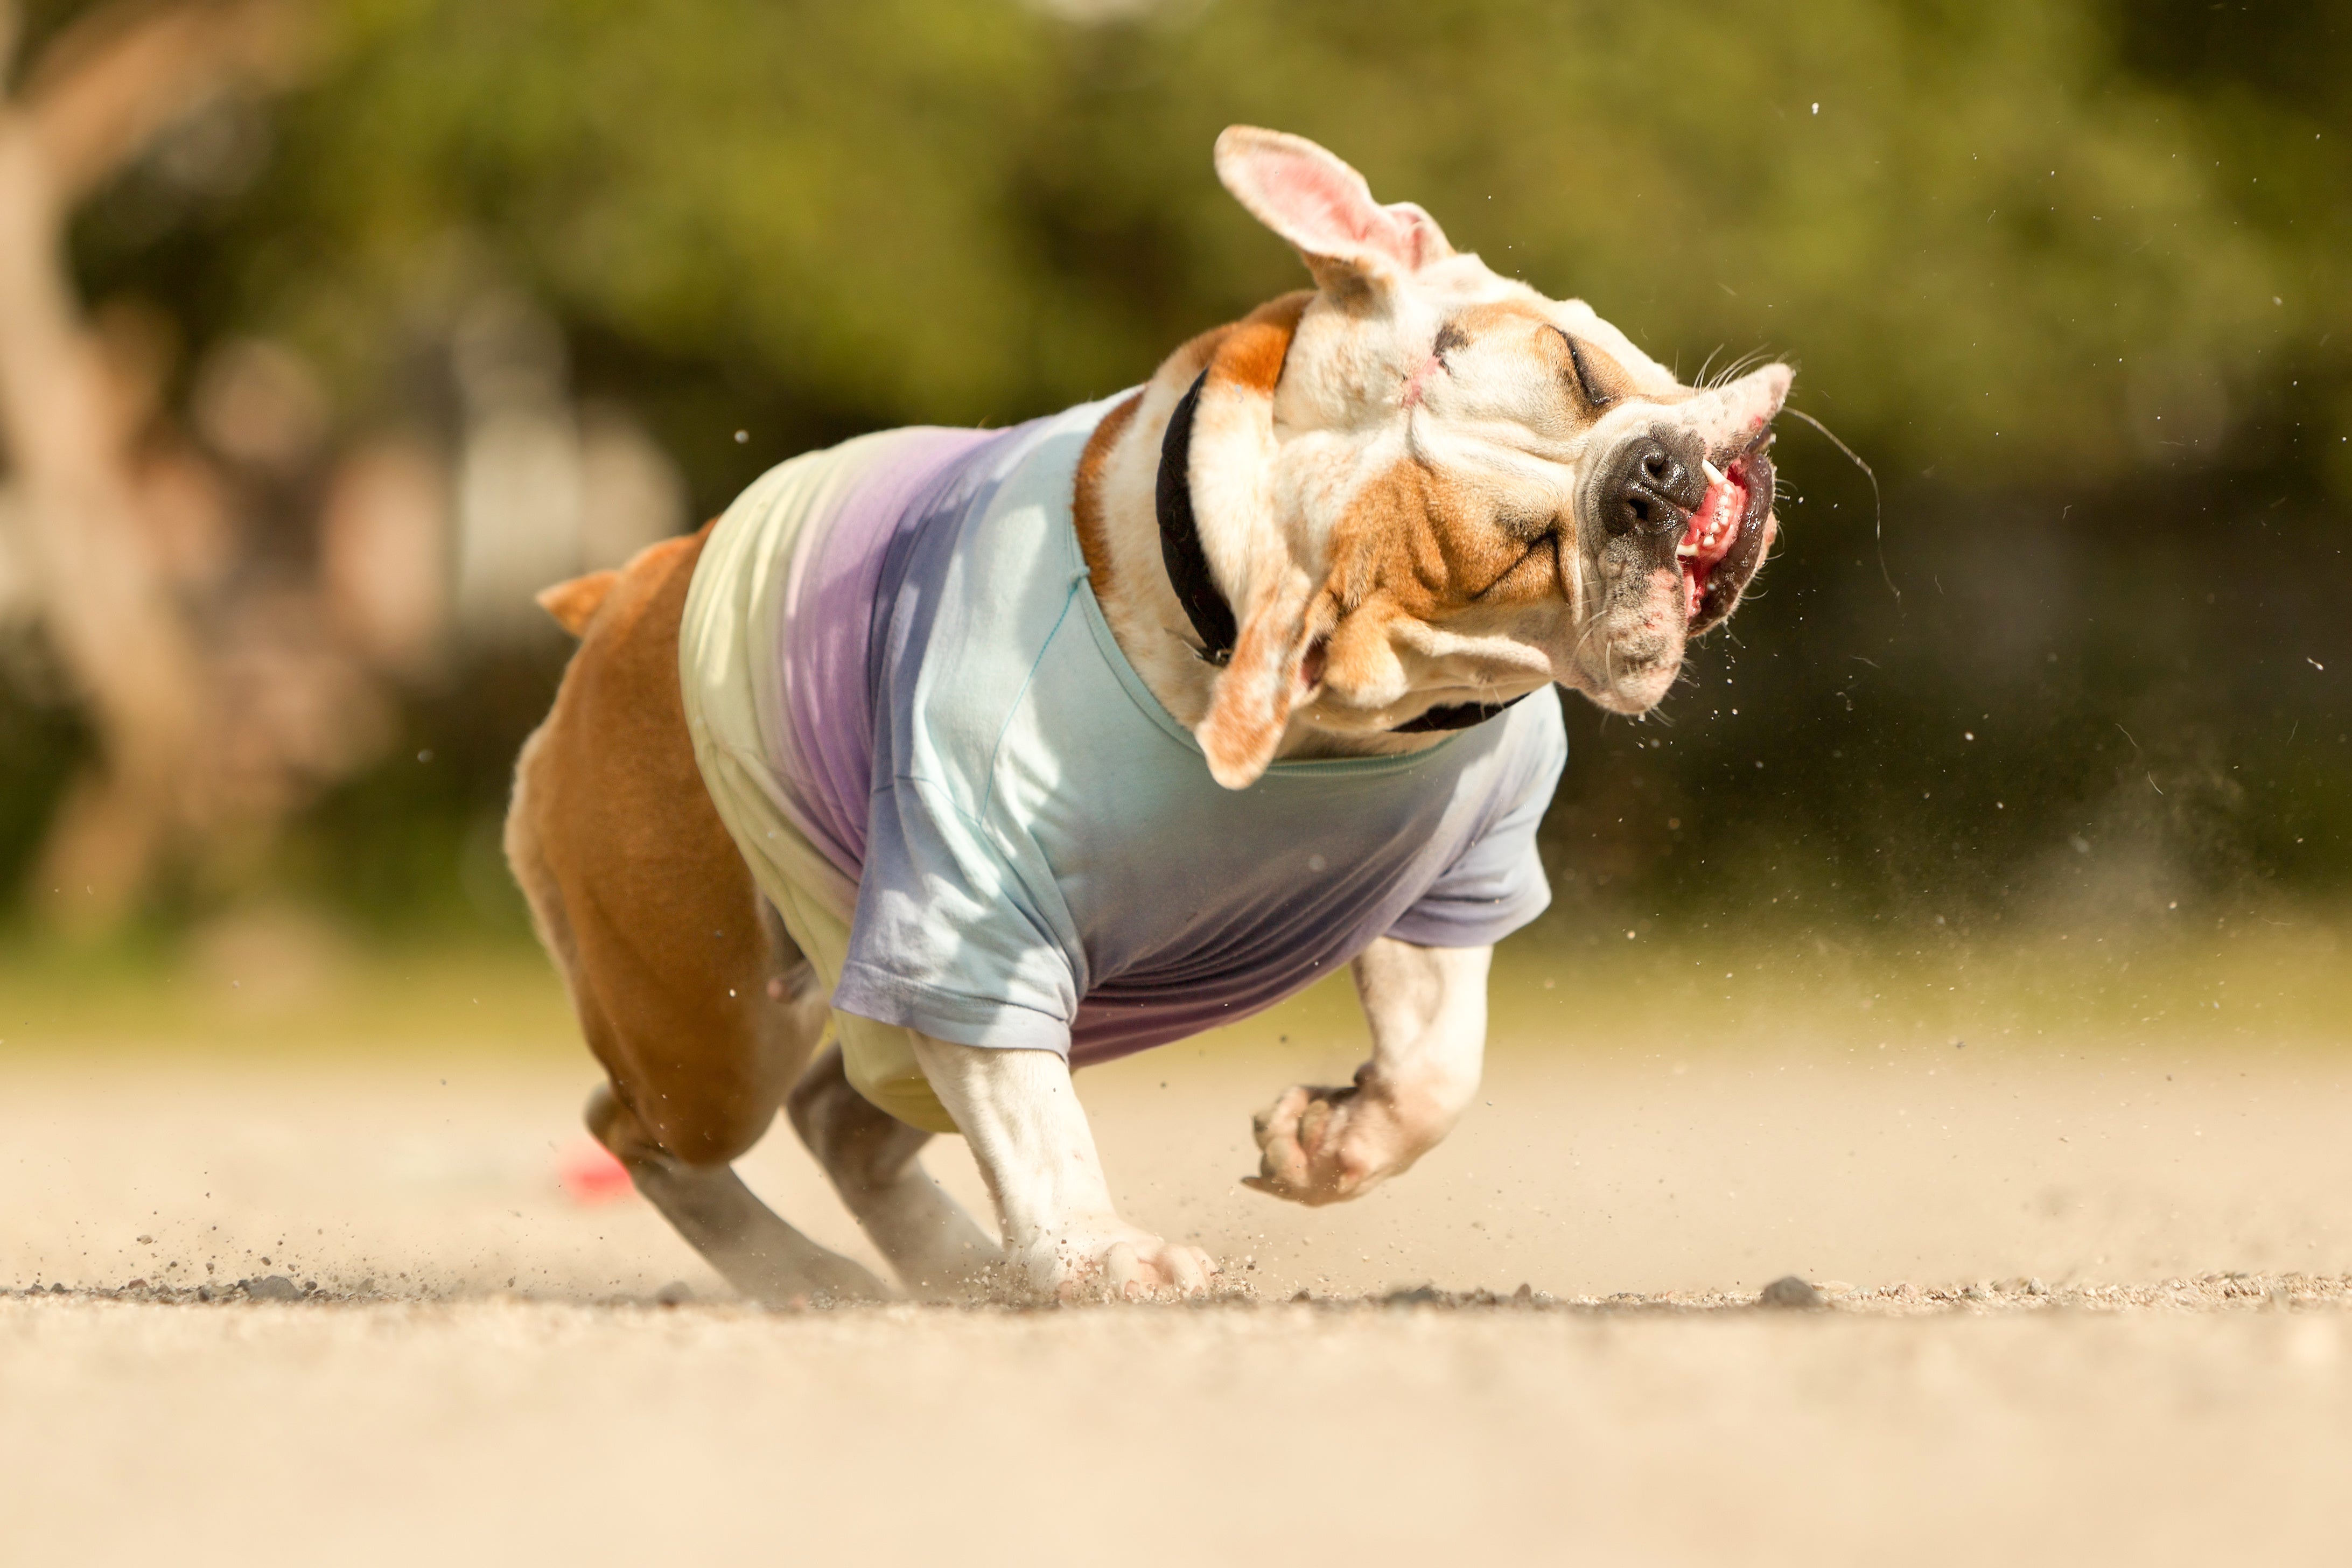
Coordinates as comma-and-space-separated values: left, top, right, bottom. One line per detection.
787, 1045, 998, 1297
505, 527, 884, 1305
513, 778, 884, 1304
586, 1083, 885, 1304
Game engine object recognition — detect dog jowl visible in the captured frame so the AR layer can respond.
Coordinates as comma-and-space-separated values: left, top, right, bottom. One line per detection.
505, 126, 1793, 1304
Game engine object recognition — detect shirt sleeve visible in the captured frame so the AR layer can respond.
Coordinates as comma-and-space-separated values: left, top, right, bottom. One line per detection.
1382, 699, 1567, 949
831, 774, 1080, 1054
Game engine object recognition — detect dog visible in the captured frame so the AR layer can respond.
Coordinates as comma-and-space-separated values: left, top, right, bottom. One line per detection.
505, 127, 1791, 1302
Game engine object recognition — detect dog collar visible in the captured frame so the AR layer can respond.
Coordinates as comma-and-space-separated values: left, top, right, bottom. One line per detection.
1155, 371, 1240, 668
1154, 369, 1529, 736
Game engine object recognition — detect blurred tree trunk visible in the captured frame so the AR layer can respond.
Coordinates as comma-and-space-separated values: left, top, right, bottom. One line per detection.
0, 0, 299, 930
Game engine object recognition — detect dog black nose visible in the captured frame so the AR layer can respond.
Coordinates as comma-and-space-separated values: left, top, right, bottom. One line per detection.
1600, 433, 1706, 538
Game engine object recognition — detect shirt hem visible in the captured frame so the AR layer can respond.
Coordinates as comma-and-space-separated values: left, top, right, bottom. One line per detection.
833, 962, 1075, 1055
1384, 884, 1553, 949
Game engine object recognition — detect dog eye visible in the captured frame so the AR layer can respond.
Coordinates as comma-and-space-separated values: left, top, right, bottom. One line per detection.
1555, 329, 1618, 411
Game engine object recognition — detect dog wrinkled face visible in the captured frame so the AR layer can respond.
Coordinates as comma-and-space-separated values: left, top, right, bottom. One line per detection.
1188, 128, 1792, 786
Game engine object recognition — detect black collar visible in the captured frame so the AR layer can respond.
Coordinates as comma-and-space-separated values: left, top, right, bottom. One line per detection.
1154, 369, 1529, 735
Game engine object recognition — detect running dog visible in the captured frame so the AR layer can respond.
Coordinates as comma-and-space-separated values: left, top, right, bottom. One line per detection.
506, 127, 1791, 1301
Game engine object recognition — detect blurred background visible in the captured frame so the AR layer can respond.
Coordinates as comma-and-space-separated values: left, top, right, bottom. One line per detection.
0, 0, 2344, 1032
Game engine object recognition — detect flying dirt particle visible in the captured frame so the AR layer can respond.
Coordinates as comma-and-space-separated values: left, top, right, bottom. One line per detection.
1757, 1276, 1826, 1310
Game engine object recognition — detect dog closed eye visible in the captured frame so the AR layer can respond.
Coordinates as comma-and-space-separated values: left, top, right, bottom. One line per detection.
1558, 331, 1620, 411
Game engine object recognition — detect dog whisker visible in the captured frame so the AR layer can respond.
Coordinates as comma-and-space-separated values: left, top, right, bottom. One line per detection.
1707, 349, 1773, 391
1780, 405, 1894, 606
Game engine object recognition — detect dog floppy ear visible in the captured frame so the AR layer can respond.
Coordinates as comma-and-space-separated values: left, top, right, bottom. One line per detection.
1195, 562, 1334, 790
1214, 126, 1453, 296
1182, 293, 1332, 789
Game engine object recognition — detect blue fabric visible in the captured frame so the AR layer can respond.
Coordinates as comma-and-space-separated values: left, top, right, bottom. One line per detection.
814, 400, 1568, 1066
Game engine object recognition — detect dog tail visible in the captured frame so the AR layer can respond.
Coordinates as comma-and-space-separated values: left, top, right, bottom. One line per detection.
535, 570, 620, 636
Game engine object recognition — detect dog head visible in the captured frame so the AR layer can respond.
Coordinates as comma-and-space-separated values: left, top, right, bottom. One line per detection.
1172, 128, 1791, 788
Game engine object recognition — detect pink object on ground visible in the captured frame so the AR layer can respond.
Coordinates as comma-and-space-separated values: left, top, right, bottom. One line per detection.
556, 1140, 633, 1205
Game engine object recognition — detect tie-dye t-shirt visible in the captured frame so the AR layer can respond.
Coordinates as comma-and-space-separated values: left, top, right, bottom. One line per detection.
702, 396, 1566, 1068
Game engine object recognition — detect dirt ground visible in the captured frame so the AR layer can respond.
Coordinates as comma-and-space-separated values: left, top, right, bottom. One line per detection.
5, 943, 2352, 1563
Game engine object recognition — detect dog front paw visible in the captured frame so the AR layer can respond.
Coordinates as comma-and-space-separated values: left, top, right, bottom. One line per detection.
1244, 1079, 1438, 1207
1009, 1224, 1221, 1304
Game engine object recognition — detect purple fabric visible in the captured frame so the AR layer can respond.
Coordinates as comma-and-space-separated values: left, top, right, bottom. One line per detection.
764, 428, 1004, 883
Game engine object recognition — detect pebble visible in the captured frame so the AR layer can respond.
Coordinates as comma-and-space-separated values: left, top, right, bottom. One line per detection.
1758, 1276, 1826, 1310
242, 1275, 304, 1302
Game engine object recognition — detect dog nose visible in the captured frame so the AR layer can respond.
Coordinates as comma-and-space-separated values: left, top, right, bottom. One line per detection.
1601, 434, 1706, 538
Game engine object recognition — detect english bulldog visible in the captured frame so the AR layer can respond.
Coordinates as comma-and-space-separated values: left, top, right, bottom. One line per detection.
505, 127, 1791, 1301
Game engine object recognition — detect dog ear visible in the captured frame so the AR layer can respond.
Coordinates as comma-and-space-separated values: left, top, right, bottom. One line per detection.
1214, 127, 1453, 296
1180, 295, 1333, 788
1195, 569, 1332, 790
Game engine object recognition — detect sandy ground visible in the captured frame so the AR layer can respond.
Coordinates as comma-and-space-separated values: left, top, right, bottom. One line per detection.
5, 952, 2352, 1563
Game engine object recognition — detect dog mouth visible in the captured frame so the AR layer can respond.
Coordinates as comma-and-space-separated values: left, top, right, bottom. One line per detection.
1674, 438, 1774, 630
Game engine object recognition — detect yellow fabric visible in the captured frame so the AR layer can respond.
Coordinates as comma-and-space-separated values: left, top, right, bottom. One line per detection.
676, 443, 957, 1135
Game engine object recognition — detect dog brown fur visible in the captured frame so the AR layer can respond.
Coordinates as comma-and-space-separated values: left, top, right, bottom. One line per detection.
532, 569, 620, 638
1071, 391, 1139, 601
506, 528, 804, 1167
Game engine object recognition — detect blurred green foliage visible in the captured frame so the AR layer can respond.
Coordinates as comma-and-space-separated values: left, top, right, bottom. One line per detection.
172, 0, 2343, 500
11, 0, 2352, 936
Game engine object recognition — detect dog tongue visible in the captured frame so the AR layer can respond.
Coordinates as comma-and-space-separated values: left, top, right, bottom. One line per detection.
1678, 472, 1746, 619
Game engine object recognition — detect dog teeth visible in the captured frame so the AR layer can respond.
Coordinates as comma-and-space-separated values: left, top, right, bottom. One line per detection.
1702, 458, 1727, 487
1676, 543, 1699, 558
